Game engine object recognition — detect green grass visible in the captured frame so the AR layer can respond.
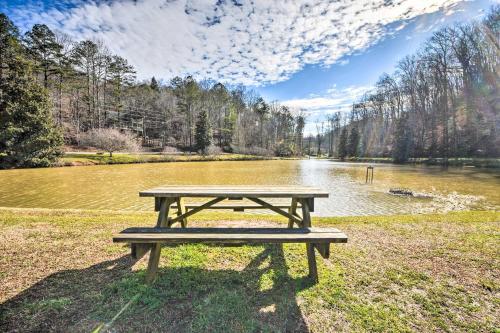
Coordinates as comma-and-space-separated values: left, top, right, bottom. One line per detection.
0, 208, 498, 332
58, 152, 276, 167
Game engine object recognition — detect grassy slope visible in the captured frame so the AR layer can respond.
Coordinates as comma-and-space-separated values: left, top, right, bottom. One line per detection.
59, 153, 275, 166
0, 208, 498, 332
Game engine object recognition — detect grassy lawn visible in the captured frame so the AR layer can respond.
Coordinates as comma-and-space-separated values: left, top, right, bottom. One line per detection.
59, 152, 275, 166
0, 208, 498, 332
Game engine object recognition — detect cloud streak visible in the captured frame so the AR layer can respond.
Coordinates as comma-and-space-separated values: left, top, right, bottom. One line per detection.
284, 86, 372, 113
10, 0, 463, 85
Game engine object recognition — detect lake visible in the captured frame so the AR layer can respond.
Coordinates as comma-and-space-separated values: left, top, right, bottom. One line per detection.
0, 160, 498, 216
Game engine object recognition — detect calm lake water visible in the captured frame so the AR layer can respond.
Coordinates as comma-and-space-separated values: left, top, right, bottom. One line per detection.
0, 160, 498, 216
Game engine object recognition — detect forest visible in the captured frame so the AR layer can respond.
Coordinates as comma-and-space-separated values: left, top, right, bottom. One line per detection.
0, 12, 305, 161
316, 6, 499, 162
1, 6, 499, 168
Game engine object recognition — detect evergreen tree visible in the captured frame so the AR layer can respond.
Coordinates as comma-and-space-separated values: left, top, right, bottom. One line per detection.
392, 116, 411, 163
347, 126, 359, 157
150, 76, 159, 91
254, 97, 269, 147
0, 13, 19, 80
0, 55, 63, 168
195, 109, 211, 154
338, 127, 348, 160
24, 24, 62, 88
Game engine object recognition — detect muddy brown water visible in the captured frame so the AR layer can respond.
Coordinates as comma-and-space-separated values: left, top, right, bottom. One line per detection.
0, 160, 498, 216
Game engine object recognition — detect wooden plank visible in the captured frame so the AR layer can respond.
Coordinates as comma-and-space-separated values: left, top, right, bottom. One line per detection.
120, 227, 344, 234
288, 198, 298, 228
113, 228, 348, 244
131, 243, 152, 259
156, 198, 174, 227
139, 185, 329, 198
314, 243, 330, 259
172, 204, 300, 210
176, 197, 187, 228
306, 198, 315, 212
246, 197, 303, 225
307, 242, 318, 283
299, 198, 318, 281
148, 197, 174, 284
169, 197, 225, 224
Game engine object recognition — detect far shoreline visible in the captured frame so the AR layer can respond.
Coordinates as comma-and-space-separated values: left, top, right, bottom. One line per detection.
1, 151, 499, 170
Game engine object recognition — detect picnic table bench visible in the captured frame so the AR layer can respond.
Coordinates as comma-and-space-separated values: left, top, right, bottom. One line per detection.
113, 185, 348, 283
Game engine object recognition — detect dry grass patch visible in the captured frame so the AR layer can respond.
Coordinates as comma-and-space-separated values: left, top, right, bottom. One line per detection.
0, 208, 498, 332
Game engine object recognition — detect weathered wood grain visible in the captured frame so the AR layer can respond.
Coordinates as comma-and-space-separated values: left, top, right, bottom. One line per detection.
140, 185, 329, 198
113, 227, 348, 244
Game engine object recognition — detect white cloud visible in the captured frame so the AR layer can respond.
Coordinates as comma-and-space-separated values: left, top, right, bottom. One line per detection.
11, 0, 463, 85
282, 85, 373, 135
283, 85, 372, 115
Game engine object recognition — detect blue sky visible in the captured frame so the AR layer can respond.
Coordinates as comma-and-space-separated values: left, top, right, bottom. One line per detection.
1, 0, 496, 131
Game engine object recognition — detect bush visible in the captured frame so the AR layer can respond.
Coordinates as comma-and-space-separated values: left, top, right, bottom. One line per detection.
206, 145, 222, 156
230, 145, 274, 156
274, 142, 294, 157
161, 146, 181, 154
78, 128, 140, 157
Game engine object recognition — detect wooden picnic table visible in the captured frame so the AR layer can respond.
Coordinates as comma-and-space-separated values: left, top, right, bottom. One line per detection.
141, 185, 329, 229
114, 185, 347, 283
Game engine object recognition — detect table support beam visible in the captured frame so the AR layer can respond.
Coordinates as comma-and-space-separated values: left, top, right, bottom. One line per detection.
246, 197, 303, 225
147, 197, 174, 284
288, 198, 298, 228
175, 197, 188, 228
169, 197, 226, 225
300, 198, 318, 282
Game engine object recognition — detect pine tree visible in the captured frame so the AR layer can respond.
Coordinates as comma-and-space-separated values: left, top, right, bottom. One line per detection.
338, 127, 348, 160
0, 13, 19, 80
0, 49, 63, 168
347, 126, 359, 157
24, 24, 63, 88
150, 76, 159, 91
254, 97, 269, 147
195, 109, 211, 154
392, 116, 411, 163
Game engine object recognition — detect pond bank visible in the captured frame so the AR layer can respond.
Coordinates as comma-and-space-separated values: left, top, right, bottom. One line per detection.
327, 157, 500, 168
0, 208, 498, 332
57, 152, 280, 167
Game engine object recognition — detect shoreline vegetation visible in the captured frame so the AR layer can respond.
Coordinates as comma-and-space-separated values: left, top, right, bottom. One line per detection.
327, 156, 500, 168
57, 151, 279, 167
0, 207, 498, 331
59, 154, 500, 169
2, 148, 499, 169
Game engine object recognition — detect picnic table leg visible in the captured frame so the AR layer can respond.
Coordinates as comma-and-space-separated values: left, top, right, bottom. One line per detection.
288, 198, 298, 228
146, 197, 174, 284
176, 197, 188, 228
300, 198, 318, 283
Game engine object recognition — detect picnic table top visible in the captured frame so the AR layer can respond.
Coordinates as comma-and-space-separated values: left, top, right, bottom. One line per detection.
140, 185, 329, 198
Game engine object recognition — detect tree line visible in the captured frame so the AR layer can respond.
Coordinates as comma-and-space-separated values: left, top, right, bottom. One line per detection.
0, 12, 306, 166
1, 7, 498, 168
314, 6, 499, 163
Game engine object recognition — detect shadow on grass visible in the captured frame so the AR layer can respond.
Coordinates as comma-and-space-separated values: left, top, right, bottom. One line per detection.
1, 244, 313, 332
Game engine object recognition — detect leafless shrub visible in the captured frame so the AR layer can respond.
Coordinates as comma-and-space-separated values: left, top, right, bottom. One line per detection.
231, 145, 274, 156
161, 146, 181, 154
78, 128, 140, 157
206, 145, 222, 156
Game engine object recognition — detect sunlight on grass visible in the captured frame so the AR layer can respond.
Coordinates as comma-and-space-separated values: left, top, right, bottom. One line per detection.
0, 208, 498, 332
